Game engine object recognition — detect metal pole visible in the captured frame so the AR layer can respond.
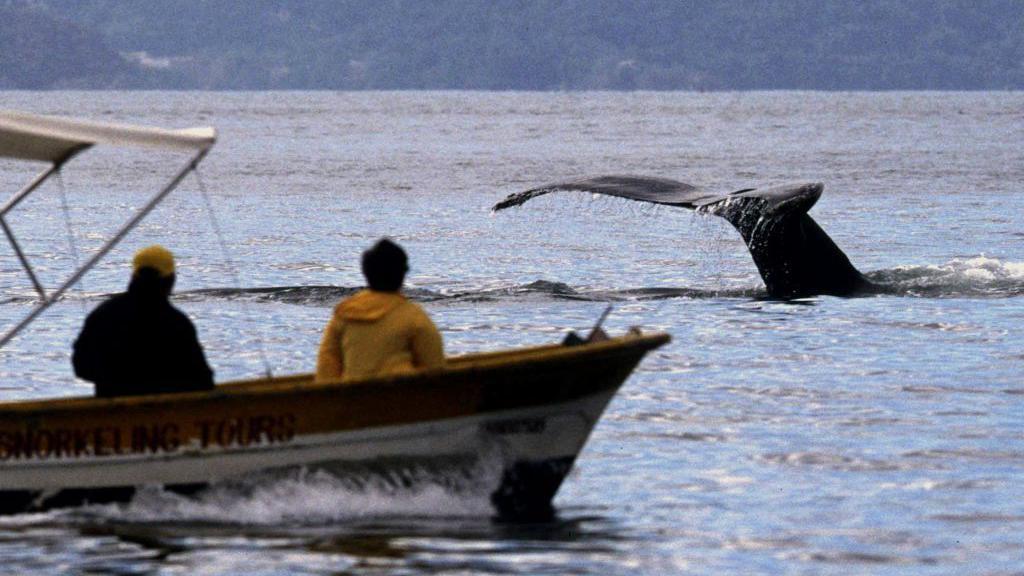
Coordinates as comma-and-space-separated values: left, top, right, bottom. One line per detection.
0, 145, 87, 218
0, 147, 210, 349
0, 162, 60, 218
0, 162, 63, 299
0, 216, 47, 299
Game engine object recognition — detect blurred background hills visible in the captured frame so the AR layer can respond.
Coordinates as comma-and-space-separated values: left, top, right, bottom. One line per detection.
2, 0, 1022, 90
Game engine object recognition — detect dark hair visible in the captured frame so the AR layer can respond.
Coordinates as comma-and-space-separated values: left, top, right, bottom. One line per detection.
361, 238, 408, 292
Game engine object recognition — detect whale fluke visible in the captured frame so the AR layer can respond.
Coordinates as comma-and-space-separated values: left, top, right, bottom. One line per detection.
493, 175, 723, 210
492, 175, 871, 299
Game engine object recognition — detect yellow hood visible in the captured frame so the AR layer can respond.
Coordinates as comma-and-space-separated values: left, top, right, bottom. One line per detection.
334, 290, 406, 322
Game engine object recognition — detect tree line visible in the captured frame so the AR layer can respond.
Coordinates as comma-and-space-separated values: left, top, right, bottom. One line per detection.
2, 0, 1022, 90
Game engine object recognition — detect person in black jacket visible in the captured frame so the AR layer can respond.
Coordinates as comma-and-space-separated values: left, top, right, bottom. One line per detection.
72, 245, 214, 398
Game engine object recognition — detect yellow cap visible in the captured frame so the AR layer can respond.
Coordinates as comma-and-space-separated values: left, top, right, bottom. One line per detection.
132, 245, 175, 278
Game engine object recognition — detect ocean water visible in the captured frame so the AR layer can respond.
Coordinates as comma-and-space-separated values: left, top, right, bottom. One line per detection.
0, 91, 1022, 574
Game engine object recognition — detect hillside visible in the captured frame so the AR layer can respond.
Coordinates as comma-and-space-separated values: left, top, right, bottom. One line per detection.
0, 1, 138, 88
3, 0, 1023, 90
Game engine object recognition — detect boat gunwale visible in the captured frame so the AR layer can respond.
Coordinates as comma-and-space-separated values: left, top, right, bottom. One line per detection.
0, 332, 670, 415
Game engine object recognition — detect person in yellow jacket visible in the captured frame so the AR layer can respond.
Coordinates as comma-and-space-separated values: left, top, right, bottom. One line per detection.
316, 238, 444, 383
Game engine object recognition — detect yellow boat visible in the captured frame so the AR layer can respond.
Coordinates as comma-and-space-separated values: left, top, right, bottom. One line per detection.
0, 110, 669, 518
0, 332, 668, 517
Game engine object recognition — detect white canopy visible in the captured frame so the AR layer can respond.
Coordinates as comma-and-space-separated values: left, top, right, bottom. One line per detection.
0, 110, 218, 349
0, 110, 217, 164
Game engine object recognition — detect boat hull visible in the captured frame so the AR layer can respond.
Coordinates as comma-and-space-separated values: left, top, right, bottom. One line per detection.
0, 333, 669, 517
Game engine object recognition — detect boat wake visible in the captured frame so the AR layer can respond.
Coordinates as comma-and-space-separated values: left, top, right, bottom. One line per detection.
72, 461, 503, 526
123, 470, 495, 524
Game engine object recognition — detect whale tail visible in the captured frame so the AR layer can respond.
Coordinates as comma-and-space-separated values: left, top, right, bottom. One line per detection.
492, 175, 869, 299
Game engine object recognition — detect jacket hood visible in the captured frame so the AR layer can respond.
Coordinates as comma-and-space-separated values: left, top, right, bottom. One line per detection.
335, 289, 406, 322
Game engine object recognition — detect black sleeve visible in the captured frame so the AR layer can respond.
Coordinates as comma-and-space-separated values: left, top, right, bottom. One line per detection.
176, 312, 215, 390
72, 313, 101, 383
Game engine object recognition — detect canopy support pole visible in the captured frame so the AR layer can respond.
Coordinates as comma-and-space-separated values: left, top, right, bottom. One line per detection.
0, 162, 64, 299
0, 216, 47, 299
0, 162, 61, 217
0, 147, 209, 349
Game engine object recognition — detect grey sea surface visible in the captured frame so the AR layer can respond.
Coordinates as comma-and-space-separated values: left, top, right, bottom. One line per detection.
0, 91, 1022, 574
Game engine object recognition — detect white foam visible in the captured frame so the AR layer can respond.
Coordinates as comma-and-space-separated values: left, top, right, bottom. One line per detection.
915, 256, 1024, 279
0, 510, 73, 527
90, 461, 502, 525
871, 256, 1024, 296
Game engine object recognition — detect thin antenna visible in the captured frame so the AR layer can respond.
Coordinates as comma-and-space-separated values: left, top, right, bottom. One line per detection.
56, 169, 87, 313
193, 169, 274, 379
